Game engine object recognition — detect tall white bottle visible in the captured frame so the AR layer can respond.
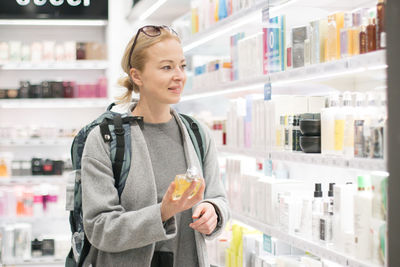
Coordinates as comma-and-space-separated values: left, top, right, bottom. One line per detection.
354, 175, 373, 260
321, 94, 340, 155
343, 92, 356, 157
312, 183, 324, 242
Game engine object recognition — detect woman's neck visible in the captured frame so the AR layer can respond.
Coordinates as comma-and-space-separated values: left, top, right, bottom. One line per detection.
132, 99, 172, 123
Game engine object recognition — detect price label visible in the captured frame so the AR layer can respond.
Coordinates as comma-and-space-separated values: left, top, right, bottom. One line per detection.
264, 83, 272, 101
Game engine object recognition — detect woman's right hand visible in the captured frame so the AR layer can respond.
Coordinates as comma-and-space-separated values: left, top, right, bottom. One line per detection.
160, 178, 205, 222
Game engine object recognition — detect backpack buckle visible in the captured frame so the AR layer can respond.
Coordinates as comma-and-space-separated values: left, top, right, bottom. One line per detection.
114, 127, 125, 136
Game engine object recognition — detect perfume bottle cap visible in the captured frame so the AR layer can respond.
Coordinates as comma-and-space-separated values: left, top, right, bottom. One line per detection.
186, 167, 199, 181
314, 183, 323, 197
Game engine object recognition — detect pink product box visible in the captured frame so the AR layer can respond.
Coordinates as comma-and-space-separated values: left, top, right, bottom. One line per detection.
78, 84, 97, 98
96, 77, 108, 98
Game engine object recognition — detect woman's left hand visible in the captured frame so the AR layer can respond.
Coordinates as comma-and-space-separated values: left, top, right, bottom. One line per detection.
189, 202, 218, 235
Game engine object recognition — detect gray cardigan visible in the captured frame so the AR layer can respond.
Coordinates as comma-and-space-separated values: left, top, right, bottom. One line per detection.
81, 106, 230, 267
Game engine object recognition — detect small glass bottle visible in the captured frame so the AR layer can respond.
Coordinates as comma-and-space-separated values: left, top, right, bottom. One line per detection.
367, 18, 377, 52
359, 19, 367, 54
377, 0, 386, 49
285, 115, 293, 151
173, 167, 201, 200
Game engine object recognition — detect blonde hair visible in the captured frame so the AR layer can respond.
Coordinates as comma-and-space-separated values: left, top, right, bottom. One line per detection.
117, 27, 180, 103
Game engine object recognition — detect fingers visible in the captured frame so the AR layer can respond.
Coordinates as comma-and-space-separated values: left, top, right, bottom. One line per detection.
190, 203, 218, 235
163, 181, 176, 201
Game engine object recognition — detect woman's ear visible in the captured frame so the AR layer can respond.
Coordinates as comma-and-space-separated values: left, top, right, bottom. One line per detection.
130, 68, 143, 87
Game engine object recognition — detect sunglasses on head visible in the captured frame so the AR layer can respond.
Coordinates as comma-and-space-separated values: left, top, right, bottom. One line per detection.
128, 25, 178, 69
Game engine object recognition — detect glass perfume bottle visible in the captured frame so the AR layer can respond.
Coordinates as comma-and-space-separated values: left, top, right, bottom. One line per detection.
367, 18, 377, 52
359, 18, 368, 54
377, 0, 386, 49
172, 167, 201, 200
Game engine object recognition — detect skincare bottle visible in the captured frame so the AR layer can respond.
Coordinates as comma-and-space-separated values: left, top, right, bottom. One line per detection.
292, 116, 302, 152
321, 94, 339, 155
334, 94, 345, 155
343, 92, 355, 157
367, 18, 377, 52
354, 175, 373, 261
340, 13, 353, 58
327, 182, 335, 212
312, 183, 323, 242
173, 167, 201, 200
319, 201, 333, 243
359, 18, 368, 54
377, 0, 386, 49
326, 14, 337, 61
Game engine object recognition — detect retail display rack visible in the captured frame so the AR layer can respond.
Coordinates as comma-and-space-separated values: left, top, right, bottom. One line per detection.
232, 212, 382, 267
218, 146, 386, 171
178, 0, 389, 266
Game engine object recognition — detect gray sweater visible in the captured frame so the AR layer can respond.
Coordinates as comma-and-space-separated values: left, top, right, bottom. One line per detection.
142, 117, 198, 266
81, 104, 230, 267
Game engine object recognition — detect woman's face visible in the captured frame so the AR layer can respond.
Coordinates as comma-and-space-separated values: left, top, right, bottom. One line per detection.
135, 38, 187, 105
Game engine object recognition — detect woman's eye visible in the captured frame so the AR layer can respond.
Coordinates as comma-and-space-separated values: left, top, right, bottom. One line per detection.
162, 65, 172, 70
181, 64, 187, 69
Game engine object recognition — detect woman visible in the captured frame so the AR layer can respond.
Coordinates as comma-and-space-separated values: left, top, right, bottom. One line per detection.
81, 25, 230, 267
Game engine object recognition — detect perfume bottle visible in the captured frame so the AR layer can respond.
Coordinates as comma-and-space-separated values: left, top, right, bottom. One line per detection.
377, 0, 386, 49
327, 14, 337, 61
367, 18, 377, 52
172, 167, 201, 200
359, 21, 367, 54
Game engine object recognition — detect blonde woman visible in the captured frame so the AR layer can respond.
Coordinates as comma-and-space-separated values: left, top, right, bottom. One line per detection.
80, 25, 230, 267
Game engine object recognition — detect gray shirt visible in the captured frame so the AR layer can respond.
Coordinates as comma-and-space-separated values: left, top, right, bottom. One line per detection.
142, 117, 199, 267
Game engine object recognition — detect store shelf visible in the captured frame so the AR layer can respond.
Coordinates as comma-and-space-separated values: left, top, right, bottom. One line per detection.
0, 138, 73, 146
2, 257, 65, 266
182, 0, 267, 54
0, 60, 108, 70
127, 0, 190, 22
181, 50, 386, 101
0, 175, 67, 185
218, 146, 386, 171
232, 211, 382, 267
0, 19, 108, 26
0, 98, 110, 109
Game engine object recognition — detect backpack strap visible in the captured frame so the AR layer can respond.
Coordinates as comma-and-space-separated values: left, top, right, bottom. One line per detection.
112, 114, 125, 190
179, 114, 206, 169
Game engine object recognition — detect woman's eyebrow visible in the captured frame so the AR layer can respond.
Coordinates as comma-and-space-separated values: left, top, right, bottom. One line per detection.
159, 59, 186, 63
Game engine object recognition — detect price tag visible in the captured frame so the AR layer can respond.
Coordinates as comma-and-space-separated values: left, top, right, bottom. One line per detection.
264, 83, 272, 101
262, 7, 269, 24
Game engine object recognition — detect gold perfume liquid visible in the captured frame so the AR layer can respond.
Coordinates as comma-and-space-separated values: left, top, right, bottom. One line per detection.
173, 174, 201, 200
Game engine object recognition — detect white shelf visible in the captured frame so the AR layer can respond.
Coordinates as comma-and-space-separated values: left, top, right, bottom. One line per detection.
0, 19, 108, 26
0, 98, 110, 109
0, 175, 67, 185
0, 60, 108, 70
182, 0, 267, 54
218, 146, 386, 171
232, 212, 383, 267
0, 138, 73, 146
182, 50, 386, 101
2, 257, 65, 266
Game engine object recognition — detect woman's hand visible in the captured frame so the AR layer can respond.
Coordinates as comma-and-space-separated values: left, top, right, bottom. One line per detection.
160, 178, 205, 222
189, 202, 218, 235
